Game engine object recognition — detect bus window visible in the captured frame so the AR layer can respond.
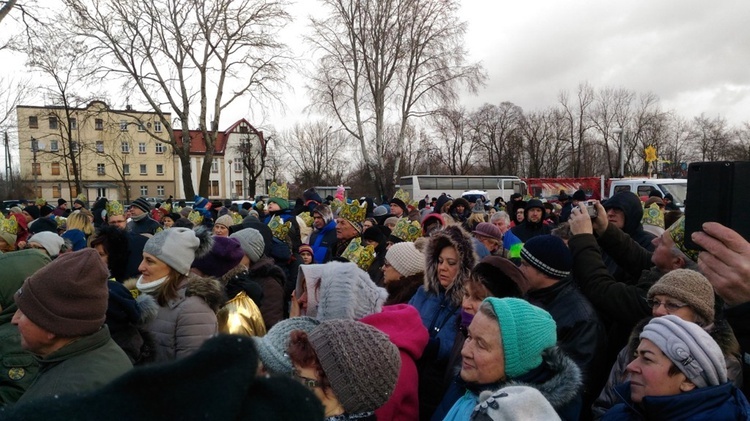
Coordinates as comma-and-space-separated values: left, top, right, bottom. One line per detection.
419, 176, 437, 189
436, 178, 452, 190
468, 178, 484, 189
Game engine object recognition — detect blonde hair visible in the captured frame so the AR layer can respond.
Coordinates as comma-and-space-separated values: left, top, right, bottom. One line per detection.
66, 212, 94, 236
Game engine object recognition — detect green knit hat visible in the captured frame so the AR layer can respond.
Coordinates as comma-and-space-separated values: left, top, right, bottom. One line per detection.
485, 297, 557, 378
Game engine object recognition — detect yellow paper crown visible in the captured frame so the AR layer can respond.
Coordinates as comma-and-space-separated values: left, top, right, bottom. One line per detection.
341, 237, 376, 271
268, 215, 291, 240
641, 203, 664, 229
338, 199, 367, 225
0, 213, 19, 235
391, 218, 422, 242
76, 193, 87, 203
107, 200, 125, 216
268, 182, 289, 200
163, 202, 172, 213
299, 212, 314, 227
666, 215, 699, 262
55, 216, 67, 228
393, 188, 411, 204
330, 198, 344, 215
35, 198, 46, 206
231, 211, 243, 226
188, 210, 204, 225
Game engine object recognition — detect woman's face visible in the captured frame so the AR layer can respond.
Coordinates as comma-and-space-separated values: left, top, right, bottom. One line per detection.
382, 260, 402, 283
363, 220, 374, 230
437, 246, 459, 289
460, 311, 505, 384
300, 252, 313, 265
162, 217, 175, 228
212, 223, 229, 237
462, 281, 490, 316
516, 208, 525, 222
138, 252, 171, 282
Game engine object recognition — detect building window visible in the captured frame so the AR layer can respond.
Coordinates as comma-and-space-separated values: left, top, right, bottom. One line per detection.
50, 140, 59, 151
234, 160, 242, 172
49, 116, 58, 130
34, 186, 42, 198
137, 122, 145, 132
97, 163, 106, 175
51, 162, 60, 175
97, 187, 107, 198
32, 163, 41, 175
211, 159, 218, 173
69, 118, 77, 130
96, 141, 104, 153
154, 121, 162, 132
235, 180, 243, 197
239, 123, 248, 133
31, 139, 39, 151
210, 180, 219, 196
123, 164, 130, 175
156, 164, 164, 175
29, 116, 38, 128
70, 185, 78, 197
121, 141, 130, 153
52, 184, 61, 198
120, 120, 128, 131
140, 164, 147, 175
157, 185, 165, 196
95, 118, 103, 131
155, 142, 164, 154
140, 185, 148, 196
138, 142, 146, 154
71, 142, 79, 153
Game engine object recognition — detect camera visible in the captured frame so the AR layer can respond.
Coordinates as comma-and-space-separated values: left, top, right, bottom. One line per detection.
585, 200, 597, 218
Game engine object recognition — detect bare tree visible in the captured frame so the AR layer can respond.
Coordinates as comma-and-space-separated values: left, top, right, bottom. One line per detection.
470, 102, 524, 175
558, 82, 595, 177
306, 0, 484, 196
432, 107, 477, 175
691, 113, 731, 161
275, 121, 350, 187
63, 0, 292, 198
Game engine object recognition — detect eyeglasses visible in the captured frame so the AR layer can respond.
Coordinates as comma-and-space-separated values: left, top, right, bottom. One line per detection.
292, 369, 321, 389
646, 298, 688, 313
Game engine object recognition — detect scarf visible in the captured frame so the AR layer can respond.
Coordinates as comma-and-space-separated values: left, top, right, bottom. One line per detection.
136, 274, 168, 294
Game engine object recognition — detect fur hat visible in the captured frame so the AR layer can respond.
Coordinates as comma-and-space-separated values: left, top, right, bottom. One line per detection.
485, 297, 557, 378
309, 320, 401, 414
130, 197, 152, 213
640, 315, 727, 388
520, 235, 572, 279
192, 236, 245, 279
230, 228, 265, 263
424, 224, 476, 306
312, 204, 333, 225
253, 316, 320, 375
14, 248, 109, 337
28, 231, 65, 257
144, 227, 213, 275
385, 241, 425, 278
647, 269, 715, 324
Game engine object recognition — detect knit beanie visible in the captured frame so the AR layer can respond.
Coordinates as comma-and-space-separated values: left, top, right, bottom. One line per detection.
214, 214, 234, 228
520, 235, 572, 279
472, 386, 561, 421
385, 241, 425, 278
230, 228, 265, 263
572, 190, 586, 202
640, 315, 727, 388
253, 316, 321, 375
485, 297, 557, 378
144, 227, 213, 275
299, 244, 313, 256
28, 231, 65, 257
58, 198, 67, 206
647, 269, 715, 324
389, 198, 407, 215
192, 236, 245, 279
315, 261, 388, 321
29, 217, 57, 234
473, 222, 502, 242
373, 205, 388, 217
309, 319, 401, 413
130, 197, 152, 213
39, 205, 52, 217
14, 248, 109, 337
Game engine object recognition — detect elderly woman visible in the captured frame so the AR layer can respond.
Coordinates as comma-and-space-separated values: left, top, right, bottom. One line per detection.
603, 315, 750, 419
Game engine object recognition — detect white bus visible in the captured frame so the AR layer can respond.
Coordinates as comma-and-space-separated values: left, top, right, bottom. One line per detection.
398, 175, 527, 203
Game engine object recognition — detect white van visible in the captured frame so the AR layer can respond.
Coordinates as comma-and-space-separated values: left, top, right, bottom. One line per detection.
608, 178, 687, 210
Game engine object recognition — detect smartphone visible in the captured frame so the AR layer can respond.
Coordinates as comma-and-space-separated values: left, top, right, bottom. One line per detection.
684, 161, 750, 250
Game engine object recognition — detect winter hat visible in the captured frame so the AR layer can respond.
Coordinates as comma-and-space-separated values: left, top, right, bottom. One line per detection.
524, 199, 545, 213
472, 256, 527, 297
214, 214, 234, 228
647, 269, 715, 324
572, 190, 586, 201
640, 315, 727, 388
74, 199, 86, 208
648, 188, 663, 198
303, 188, 323, 205
308, 319, 401, 413
299, 244, 313, 256
130, 197, 152, 213
385, 241, 425, 278
485, 297, 557, 378
644, 196, 664, 208
373, 205, 388, 217
472, 200, 485, 214
39, 205, 52, 217
472, 386, 561, 421
230, 228, 265, 263
57, 198, 67, 206
144, 227, 213, 275
389, 198, 407, 215
253, 316, 321, 375
362, 226, 387, 246
520, 235, 572, 279
313, 204, 333, 225
24, 205, 40, 220
192, 237, 245, 279
28, 231, 65, 257
473, 222, 503, 242
315, 261, 388, 321
14, 248, 109, 337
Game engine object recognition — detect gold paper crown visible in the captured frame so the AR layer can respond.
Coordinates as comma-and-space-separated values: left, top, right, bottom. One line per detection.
393, 188, 411, 204
55, 216, 67, 228
163, 202, 172, 213
391, 218, 422, 242
338, 199, 367, 225
666, 215, 699, 262
341, 237, 376, 271
188, 210, 204, 225
268, 215, 291, 240
641, 203, 664, 228
76, 193, 87, 203
107, 200, 125, 216
330, 198, 344, 215
268, 182, 289, 200
35, 198, 46, 206
231, 211, 243, 226
0, 213, 19, 235
299, 212, 314, 227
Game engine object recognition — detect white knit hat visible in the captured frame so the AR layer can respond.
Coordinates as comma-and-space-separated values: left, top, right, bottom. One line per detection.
385, 242, 424, 278
29, 232, 65, 257
315, 261, 387, 320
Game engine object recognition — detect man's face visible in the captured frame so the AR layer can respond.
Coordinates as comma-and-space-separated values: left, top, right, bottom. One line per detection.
129, 206, 145, 216
59, 203, 67, 209
390, 204, 403, 217
12, 309, 56, 356
651, 232, 679, 271
313, 213, 325, 230
335, 218, 358, 241
626, 338, 691, 403
606, 207, 626, 230
108, 215, 127, 230
493, 218, 509, 234
527, 208, 543, 223
460, 311, 505, 384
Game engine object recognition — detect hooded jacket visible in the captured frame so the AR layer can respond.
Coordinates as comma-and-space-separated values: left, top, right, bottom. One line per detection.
602, 192, 656, 283
361, 304, 429, 421
245, 256, 286, 329
309, 219, 337, 264
510, 199, 552, 242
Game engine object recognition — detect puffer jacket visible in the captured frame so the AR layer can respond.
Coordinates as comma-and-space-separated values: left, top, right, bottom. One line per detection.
139, 275, 224, 363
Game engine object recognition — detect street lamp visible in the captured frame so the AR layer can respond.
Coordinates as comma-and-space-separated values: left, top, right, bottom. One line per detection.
613, 127, 624, 178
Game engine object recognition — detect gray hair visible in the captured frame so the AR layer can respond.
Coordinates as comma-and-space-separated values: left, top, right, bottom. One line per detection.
671, 246, 698, 270
490, 211, 510, 224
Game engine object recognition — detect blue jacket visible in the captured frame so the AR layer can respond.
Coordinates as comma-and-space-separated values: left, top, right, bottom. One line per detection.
309, 220, 337, 264
408, 287, 459, 363
603, 381, 750, 420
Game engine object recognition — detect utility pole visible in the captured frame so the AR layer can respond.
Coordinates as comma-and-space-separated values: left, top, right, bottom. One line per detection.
4, 131, 11, 198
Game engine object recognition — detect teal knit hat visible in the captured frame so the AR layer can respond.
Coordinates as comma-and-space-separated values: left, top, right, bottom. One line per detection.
485, 297, 557, 378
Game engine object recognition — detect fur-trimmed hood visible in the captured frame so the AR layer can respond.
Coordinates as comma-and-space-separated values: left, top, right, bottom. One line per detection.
126, 274, 225, 314
505, 346, 582, 411
424, 224, 476, 307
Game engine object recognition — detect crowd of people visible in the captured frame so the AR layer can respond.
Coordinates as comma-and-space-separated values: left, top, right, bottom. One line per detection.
0, 183, 749, 420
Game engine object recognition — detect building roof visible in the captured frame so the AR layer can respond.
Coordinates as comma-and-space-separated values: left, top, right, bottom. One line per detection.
173, 118, 264, 155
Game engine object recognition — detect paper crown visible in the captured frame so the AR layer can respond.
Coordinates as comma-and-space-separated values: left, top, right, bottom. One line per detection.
268, 182, 289, 200
268, 215, 291, 240
341, 237, 376, 271
162, 202, 172, 213
0, 213, 19, 235
106, 200, 125, 216
642, 203, 665, 228
188, 210, 204, 225
35, 198, 46, 206
391, 218, 422, 242
298, 212, 314, 227
338, 199, 367, 225
76, 193, 87, 203
393, 188, 411, 205
55, 216, 67, 228
230, 211, 243, 226
666, 215, 699, 262
330, 198, 344, 215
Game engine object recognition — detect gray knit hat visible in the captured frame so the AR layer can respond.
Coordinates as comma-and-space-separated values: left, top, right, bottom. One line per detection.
385, 241, 424, 278
640, 315, 727, 388
214, 214, 234, 228
309, 319, 401, 414
230, 228, 265, 263
28, 232, 65, 258
315, 261, 388, 321
143, 227, 213, 275
647, 269, 715, 324
130, 197, 151, 213
253, 316, 320, 375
